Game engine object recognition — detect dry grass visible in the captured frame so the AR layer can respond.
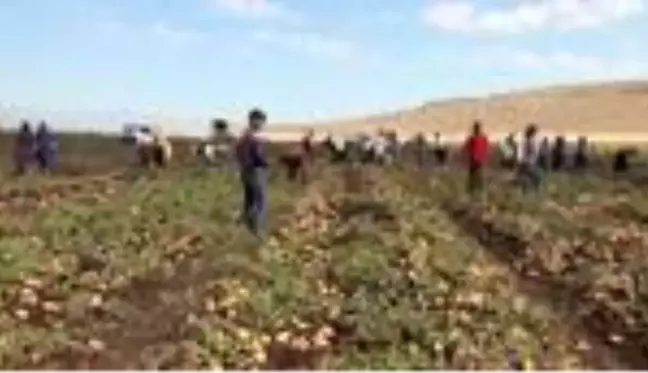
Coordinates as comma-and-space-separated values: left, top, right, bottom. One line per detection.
268, 80, 648, 143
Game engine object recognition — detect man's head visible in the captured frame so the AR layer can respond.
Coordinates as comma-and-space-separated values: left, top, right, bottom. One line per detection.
19, 120, 32, 133
212, 118, 229, 133
472, 121, 482, 135
248, 108, 267, 132
525, 124, 538, 138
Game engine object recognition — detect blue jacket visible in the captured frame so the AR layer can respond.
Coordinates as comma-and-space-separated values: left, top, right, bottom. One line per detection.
236, 133, 268, 171
36, 127, 57, 154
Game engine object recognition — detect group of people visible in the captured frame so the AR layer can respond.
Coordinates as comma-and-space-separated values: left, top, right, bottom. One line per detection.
8, 109, 638, 238
463, 122, 639, 194
13, 120, 58, 175
322, 130, 450, 168
498, 130, 590, 172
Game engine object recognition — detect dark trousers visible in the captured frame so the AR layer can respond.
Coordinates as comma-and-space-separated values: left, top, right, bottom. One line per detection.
501, 158, 515, 170
36, 149, 56, 172
573, 154, 588, 171
415, 151, 428, 168
614, 153, 629, 174
14, 148, 34, 175
282, 155, 305, 182
467, 161, 484, 193
434, 149, 448, 165
241, 169, 267, 236
552, 153, 564, 171
138, 145, 166, 168
153, 146, 166, 167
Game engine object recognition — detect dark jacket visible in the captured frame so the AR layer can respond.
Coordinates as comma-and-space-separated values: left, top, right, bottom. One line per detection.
236, 132, 268, 171
14, 127, 36, 160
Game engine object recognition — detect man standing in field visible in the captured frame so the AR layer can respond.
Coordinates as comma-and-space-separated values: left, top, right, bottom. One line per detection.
35, 121, 58, 173
300, 128, 315, 182
573, 136, 589, 172
236, 108, 269, 237
14, 120, 36, 175
412, 132, 428, 169
464, 121, 489, 194
431, 132, 448, 167
517, 124, 542, 192
551, 136, 566, 171
537, 136, 550, 171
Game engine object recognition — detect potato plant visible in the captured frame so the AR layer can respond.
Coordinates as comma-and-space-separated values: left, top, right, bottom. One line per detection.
0, 135, 648, 369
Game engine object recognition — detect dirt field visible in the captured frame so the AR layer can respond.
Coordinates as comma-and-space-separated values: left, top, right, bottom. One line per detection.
1, 133, 648, 369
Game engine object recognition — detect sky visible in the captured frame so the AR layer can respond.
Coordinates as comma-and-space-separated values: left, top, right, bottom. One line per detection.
0, 0, 647, 134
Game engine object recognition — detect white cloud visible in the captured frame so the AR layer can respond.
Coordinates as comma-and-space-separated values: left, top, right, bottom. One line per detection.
423, 0, 645, 34
252, 29, 358, 61
473, 46, 647, 77
208, 0, 302, 22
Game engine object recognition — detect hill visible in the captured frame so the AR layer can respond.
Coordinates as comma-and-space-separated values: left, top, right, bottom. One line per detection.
268, 81, 648, 143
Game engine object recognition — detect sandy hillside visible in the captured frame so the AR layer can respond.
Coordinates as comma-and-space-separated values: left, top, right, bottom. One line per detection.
266, 81, 648, 143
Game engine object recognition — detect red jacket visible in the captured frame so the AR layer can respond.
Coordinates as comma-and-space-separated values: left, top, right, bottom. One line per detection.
465, 134, 489, 165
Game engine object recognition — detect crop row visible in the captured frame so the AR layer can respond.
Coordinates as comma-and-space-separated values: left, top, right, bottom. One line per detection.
184, 165, 595, 369
423, 168, 648, 369
0, 168, 306, 369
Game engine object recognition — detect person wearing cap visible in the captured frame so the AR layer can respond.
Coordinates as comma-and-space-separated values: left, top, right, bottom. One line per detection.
517, 124, 542, 192
236, 108, 269, 236
463, 121, 489, 194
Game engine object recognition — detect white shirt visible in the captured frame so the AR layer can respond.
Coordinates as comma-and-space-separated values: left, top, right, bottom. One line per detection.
373, 137, 387, 155
203, 144, 216, 159
332, 137, 345, 151
501, 137, 517, 160
519, 135, 541, 165
431, 137, 444, 150
134, 131, 154, 146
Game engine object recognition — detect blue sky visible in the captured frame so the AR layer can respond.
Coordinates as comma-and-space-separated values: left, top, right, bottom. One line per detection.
0, 0, 646, 134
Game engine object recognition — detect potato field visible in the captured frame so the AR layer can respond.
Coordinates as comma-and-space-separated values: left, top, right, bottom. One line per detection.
0, 134, 647, 369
